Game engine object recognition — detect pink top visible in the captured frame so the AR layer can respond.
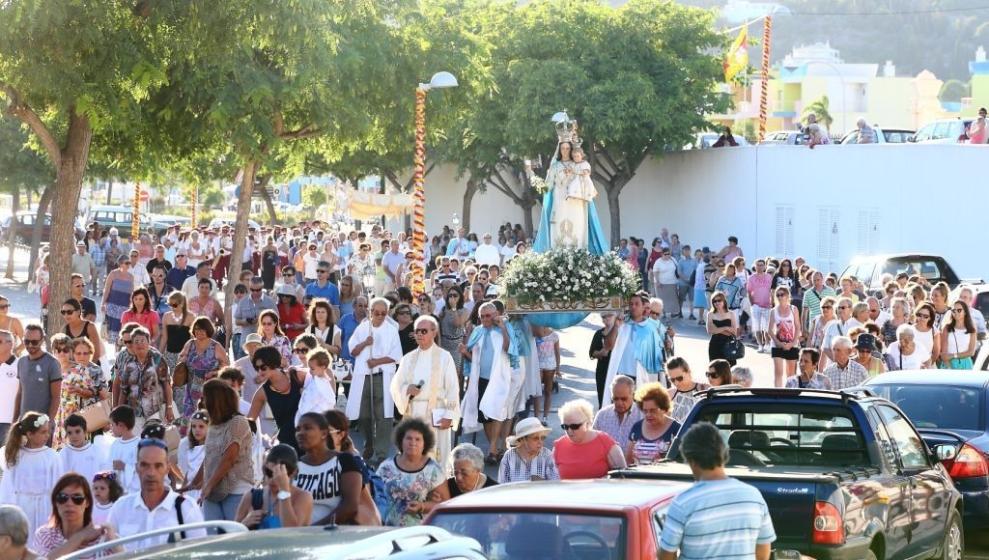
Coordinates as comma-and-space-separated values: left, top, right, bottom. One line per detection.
747, 272, 773, 308
553, 431, 616, 479
121, 309, 159, 338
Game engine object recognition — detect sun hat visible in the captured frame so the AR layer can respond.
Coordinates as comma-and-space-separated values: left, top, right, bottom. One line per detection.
242, 332, 263, 351
276, 284, 297, 299
507, 417, 551, 448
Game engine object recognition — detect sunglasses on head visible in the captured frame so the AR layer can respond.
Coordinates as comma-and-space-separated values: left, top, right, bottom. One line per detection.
561, 422, 584, 431
137, 438, 168, 451
56, 493, 86, 506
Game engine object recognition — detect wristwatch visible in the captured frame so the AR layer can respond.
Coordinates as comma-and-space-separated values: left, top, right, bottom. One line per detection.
277, 490, 291, 501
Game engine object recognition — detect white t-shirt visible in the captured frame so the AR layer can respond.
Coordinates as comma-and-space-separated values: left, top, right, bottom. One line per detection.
109, 436, 141, 495
294, 453, 361, 525
652, 258, 678, 285
0, 357, 18, 424
886, 342, 930, 370
59, 442, 110, 483
474, 243, 501, 268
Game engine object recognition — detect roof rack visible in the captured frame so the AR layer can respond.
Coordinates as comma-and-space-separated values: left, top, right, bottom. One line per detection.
703, 386, 873, 402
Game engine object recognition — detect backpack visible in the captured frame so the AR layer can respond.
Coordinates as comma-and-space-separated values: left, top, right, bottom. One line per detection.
363, 460, 391, 521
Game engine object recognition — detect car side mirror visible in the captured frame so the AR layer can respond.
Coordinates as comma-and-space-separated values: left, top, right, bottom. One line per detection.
933, 443, 958, 462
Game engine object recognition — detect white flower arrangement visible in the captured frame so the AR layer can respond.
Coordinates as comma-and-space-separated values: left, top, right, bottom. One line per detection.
500, 247, 640, 306
529, 174, 549, 195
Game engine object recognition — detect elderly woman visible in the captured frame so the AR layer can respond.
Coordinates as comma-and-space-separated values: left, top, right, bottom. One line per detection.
625, 383, 681, 466
33, 473, 119, 558
885, 324, 932, 370
498, 417, 559, 483
730, 366, 754, 388
552, 399, 627, 479
236, 444, 313, 529
0, 505, 41, 560
881, 297, 911, 347
445, 444, 497, 499
376, 418, 449, 527
53, 338, 108, 448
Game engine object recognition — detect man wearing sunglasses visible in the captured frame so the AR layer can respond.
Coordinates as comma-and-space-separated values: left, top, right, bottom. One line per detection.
347, 298, 402, 466
13, 324, 61, 431
602, 291, 666, 405
106, 438, 207, 551
390, 315, 461, 468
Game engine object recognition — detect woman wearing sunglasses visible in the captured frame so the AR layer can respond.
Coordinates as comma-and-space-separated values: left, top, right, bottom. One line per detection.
34, 473, 120, 558
552, 399, 626, 480
236, 444, 312, 529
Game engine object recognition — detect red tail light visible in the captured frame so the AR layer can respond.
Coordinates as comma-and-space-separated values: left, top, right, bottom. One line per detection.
812, 501, 844, 545
944, 444, 989, 479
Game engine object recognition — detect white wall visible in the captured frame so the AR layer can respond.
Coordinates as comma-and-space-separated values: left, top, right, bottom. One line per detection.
422, 144, 989, 280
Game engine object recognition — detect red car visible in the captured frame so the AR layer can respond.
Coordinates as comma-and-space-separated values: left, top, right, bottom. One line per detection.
424, 479, 690, 560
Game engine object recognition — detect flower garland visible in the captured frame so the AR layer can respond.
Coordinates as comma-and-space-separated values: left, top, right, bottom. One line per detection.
500, 247, 640, 305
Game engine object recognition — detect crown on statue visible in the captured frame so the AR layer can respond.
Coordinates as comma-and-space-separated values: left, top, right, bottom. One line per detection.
552, 110, 582, 147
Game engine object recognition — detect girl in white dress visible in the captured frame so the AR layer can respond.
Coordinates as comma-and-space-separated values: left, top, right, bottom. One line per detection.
0, 412, 62, 549
177, 410, 208, 502
91, 470, 124, 525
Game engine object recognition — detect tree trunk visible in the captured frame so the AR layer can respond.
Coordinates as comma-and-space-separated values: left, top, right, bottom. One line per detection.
27, 185, 54, 283
106, 179, 113, 205
607, 188, 621, 247
520, 198, 535, 237
461, 178, 479, 232
47, 114, 93, 335
225, 158, 259, 337
258, 175, 277, 225
5, 189, 19, 280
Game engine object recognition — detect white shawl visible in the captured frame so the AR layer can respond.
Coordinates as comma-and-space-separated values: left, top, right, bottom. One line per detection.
345, 319, 402, 421
461, 328, 514, 433
602, 322, 655, 406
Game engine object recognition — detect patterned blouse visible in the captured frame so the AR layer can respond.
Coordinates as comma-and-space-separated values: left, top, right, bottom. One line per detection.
376, 456, 445, 527
116, 348, 170, 419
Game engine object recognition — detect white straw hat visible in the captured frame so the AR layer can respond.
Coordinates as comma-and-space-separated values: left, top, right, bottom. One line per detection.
507, 417, 551, 447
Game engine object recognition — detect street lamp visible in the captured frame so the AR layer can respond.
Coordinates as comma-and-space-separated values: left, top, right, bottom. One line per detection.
411, 71, 458, 296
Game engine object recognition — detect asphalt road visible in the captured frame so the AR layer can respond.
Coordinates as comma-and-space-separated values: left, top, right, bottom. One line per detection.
2, 245, 986, 558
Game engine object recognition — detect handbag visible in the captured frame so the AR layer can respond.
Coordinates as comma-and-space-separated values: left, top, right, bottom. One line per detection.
173, 361, 190, 387
78, 399, 112, 433
722, 336, 745, 361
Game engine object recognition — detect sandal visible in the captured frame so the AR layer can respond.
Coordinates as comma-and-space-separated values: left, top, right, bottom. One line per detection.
484, 453, 499, 466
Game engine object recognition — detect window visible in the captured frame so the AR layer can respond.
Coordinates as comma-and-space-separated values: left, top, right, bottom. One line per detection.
869, 385, 981, 432
867, 409, 898, 469
914, 124, 934, 142
428, 511, 626, 560
691, 405, 869, 467
651, 505, 670, 552
877, 405, 930, 471
932, 121, 950, 140
880, 258, 944, 281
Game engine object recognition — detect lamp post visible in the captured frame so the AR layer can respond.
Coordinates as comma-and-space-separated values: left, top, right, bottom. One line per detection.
410, 71, 458, 297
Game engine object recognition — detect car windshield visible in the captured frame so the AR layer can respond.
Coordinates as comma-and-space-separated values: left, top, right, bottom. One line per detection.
880, 258, 946, 282
686, 405, 869, 468
429, 511, 625, 560
868, 385, 982, 431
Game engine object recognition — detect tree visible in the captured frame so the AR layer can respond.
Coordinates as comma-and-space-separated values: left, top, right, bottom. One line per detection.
452, 0, 727, 242
0, 116, 53, 279
803, 96, 834, 131
0, 2, 170, 332
939, 79, 970, 103
302, 185, 328, 217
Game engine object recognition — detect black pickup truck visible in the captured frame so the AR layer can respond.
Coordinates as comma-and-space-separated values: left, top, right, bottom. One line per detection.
613, 387, 964, 560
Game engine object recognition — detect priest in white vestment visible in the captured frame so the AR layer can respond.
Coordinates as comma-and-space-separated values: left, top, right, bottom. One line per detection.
390, 316, 461, 468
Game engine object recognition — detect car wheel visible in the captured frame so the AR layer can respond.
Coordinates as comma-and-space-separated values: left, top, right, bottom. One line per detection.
940, 509, 963, 560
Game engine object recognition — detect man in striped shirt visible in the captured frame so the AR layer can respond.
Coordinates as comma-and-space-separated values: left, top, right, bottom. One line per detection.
660, 422, 775, 560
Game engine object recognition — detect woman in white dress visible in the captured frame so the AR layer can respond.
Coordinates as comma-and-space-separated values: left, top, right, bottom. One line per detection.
0, 412, 62, 549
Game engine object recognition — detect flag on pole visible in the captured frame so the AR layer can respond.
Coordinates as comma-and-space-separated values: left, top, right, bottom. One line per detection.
723, 28, 748, 82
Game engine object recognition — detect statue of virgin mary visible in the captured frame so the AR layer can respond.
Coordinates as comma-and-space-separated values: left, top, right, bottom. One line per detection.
532, 112, 609, 256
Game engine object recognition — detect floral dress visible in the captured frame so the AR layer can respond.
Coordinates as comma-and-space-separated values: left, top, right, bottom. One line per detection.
179, 340, 222, 434
117, 349, 169, 423
262, 334, 293, 366
53, 361, 105, 449
376, 456, 445, 527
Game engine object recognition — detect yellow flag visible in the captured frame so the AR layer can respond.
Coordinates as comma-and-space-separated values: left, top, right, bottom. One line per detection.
724, 28, 748, 82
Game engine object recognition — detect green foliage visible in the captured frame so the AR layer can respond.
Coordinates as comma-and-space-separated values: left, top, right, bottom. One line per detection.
302, 184, 328, 210
803, 96, 833, 131
0, 116, 53, 192
939, 79, 970, 103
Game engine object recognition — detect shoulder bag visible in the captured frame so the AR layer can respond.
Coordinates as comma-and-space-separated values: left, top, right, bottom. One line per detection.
722, 336, 745, 361
172, 361, 190, 387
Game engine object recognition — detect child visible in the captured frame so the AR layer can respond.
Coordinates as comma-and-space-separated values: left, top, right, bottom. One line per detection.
57, 413, 110, 482
534, 326, 561, 424
295, 348, 336, 426
107, 405, 140, 494
566, 147, 598, 202
178, 410, 208, 502
0, 412, 62, 549
91, 471, 124, 525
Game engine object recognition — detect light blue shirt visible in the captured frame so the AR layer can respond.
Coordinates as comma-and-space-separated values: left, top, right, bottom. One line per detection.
479, 329, 494, 380
617, 323, 642, 374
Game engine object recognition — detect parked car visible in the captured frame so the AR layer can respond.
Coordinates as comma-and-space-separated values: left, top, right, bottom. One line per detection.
150, 214, 192, 228
866, 371, 989, 531
614, 387, 964, 560
840, 253, 968, 295
909, 119, 974, 144
0, 211, 84, 243
685, 131, 752, 149
839, 127, 915, 144
759, 130, 809, 145
426, 479, 690, 560
67, 522, 486, 560
88, 205, 168, 238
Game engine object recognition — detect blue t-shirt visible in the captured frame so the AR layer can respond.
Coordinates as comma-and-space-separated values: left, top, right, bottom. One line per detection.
339, 313, 360, 363
305, 280, 340, 305
660, 477, 776, 559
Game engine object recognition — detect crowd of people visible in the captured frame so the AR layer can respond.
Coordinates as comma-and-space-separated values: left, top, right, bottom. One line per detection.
0, 218, 982, 558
